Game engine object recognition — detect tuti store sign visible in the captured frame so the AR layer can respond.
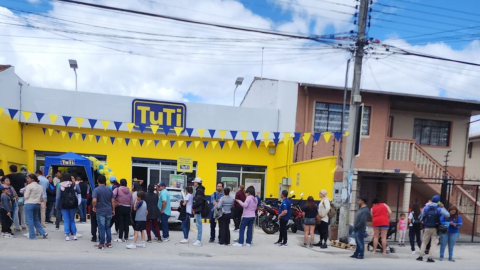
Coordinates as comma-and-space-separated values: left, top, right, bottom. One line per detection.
132, 99, 187, 131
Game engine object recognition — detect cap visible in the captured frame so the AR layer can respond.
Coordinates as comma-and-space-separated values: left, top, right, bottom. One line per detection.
159, 182, 166, 187
432, 195, 440, 203
193, 177, 202, 183
21, 165, 28, 170
320, 189, 328, 196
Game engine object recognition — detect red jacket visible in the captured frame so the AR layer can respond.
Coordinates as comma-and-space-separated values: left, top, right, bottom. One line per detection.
234, 190, 246, 208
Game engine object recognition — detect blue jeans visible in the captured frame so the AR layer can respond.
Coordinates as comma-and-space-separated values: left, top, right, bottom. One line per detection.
195, 213, 203, 241
161, 213, 170, 238
61, 209, 77, 235
97, 215, 112, 245
238, 217, 255, 244
353, 230, 365, 258
25, 204, 46, 239
78, 199, 87, 222
440, 232, 459, 260
181, 215, 190, 239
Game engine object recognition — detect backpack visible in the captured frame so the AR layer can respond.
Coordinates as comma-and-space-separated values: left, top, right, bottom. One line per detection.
423, 205, 440, 228
328, 202, 337, 220
61, 186, 78, 209
201, 199, 211, 218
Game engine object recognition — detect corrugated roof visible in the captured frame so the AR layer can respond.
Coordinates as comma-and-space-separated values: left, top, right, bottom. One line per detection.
0, 65, 11, 72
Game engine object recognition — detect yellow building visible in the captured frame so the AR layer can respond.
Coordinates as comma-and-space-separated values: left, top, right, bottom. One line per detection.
0, 65, 336, 200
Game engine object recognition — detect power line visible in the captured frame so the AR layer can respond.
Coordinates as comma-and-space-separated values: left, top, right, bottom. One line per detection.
390, 0, 480, 18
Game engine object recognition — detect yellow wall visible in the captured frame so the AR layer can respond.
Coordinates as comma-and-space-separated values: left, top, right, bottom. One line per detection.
0, 113, 27, 173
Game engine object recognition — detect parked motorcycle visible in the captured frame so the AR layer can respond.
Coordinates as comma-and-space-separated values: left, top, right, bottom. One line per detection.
288, 194, 304, 233
260, 191, 304, 234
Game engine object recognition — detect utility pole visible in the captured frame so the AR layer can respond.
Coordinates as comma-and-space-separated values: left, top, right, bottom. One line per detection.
441, 150, 452, 206
338, 0, 370, 239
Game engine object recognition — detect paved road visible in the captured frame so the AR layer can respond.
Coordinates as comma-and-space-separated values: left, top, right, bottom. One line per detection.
1, 222, 479, 270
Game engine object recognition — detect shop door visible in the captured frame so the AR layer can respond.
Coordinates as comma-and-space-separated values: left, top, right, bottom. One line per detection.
148, 168, 160, 186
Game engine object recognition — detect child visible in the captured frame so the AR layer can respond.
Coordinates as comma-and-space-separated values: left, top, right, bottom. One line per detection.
127, 191, 148, 249
397, 213, 407, 247
1, 185, 13, 237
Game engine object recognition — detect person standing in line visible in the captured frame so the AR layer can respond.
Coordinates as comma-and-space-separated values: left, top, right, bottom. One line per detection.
56, 173, 81, 241
314, 189, 331, 249
371, 198, 392, 255
233, 186, 258, 247
78, 177, 89, 223
1, 176, 18, 234
0, 185, 13, 237
192, 179, 206, 247
301, 196, 318, 248
210, 182, 224, 243
157, 182, 171, 242
216, 187, 234, 246
193, 177, 205, 198
145, 184, 161, 243
113, 179, 132, 243
439, 205, 462, 262
23, 174, 48, 240
92, 175, 115, 249
233, 185, 246, 232
275, 190, 291, 248
127, 191, 148, 249
109, 178, 120, 235
350, 196, 370, 259
416, 195, 450, 263
53, 171, 61, 186
409, 203, 423, 254
180, 186, 194, 244
397, 213, 407, 247
35, 170, 48, 227
87, 194, 98, 242
45, 175, 55, 224
7, 165, 26, 231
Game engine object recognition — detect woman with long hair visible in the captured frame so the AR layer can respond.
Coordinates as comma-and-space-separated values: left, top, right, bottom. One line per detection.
371, 198, 392, 255
180, 186, 194, 244
233, 186, 258, 247
439, 206, 463, 262
216, 187, 234, 246
56, 173, 81, 241
408, 203, 422, 254
24, 174, 48, 239
145, 184, 161, 243
301, 196, 318, 248
113, 179, 132, 242
233, 185, 246, 232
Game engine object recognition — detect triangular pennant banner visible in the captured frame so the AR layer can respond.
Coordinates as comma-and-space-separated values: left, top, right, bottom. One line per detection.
313, 132, 321, 143
150, 125, 159, 135
36, 112, 45, 122
110, 137, 116, 145
303, 132, 311, 145
49, 114, 58, 124
170, 141, 176, 148
101, 120, 110, 131
240, 131, 248, 141
219, 141, 226, 149
76, 118, 84, 128
8, 109, 18, 120
283, 132, 291, 142
125, 138, 131, 146
88, 134, 94, 142
194, 141, 200, 149
95, 135, 101, 143
237, 140, 243, 149
228, 140, 234, 149
264, 139, 270, 148
251, 131, 259, 140
186, 128, 194, 137
47, 128, 53, 136
174, 127, 183, 137
126, 123, 135, 133
146, 140, 152, 147
334, 132, 342, 141
219, 130, 227, 140
102, 136, 108, 144
273, 138, 280, 146
203, 141, 209, 148
42, 128, 46, 134
163, 126, 171, 136
254, 140, 261, 148
55, 130, 60, 134
81, 134, 86, 141
245, 140, 252, 149
62, 116, 71, 126
139, 139, 144, 146
197, 129, 205, 138
162, 140, 168, 147
345, 131, 350, 137
262, 132, 270, 140
0, 108, 3, 116
68, 132, 73, 139
178, 141, 184, 148
323, 132, 332, 143
273, 132, 280, 140
154, 140, 159, 147
75, 133, 81, 141
132, 139, 138, 147
211, 141, 218, 149
114, 121, 122, 131
88, 119, 97, 129
22, 111, 32, 121
208, 129, 216, 138
138, 124, 146, 133
230, 130, 238, 140
117, 138, 123, 145
186, 141, 192, 148
293, 132, 301, 144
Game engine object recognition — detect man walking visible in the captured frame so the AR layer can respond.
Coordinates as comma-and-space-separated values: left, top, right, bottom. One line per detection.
92, 175, 115, 249
35, 170, 49, 227
416, 195, 450, 263
314, 189, 331, 249
275, 190, 291, 247
210, 182, 224, 243
78, 177, 89, 223
351, 196, 370, 259
158, 182, 171, 242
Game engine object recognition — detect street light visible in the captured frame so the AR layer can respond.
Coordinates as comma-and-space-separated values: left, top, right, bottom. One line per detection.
233, 77, 244, 106
69, 59, 78, 91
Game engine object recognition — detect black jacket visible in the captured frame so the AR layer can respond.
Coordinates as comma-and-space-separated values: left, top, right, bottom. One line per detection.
7, 173, 26, 198
145, 192, 160, 220
193, 188, 205, 213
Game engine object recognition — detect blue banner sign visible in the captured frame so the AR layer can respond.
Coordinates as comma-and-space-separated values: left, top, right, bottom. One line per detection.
60, 159, 75, 165
132, 99, 187, 131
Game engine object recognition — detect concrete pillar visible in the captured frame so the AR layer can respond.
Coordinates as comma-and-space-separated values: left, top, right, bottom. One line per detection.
402, 173, 412, 214
349, 173, 359, 226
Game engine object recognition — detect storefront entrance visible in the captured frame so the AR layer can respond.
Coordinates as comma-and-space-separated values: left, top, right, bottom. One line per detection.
216, 163, 266, 199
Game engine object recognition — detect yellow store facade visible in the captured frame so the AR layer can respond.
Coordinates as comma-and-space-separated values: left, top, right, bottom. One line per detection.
0, 66, 336, 199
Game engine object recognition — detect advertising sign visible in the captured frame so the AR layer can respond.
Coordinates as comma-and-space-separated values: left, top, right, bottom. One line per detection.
245, 178, 261, 196
221, 177, 238, 192
132, 99, 186, 132
177, 157, 193, 173
169, 174, 186, 189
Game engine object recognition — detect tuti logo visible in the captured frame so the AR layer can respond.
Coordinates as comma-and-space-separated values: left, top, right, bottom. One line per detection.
132, 99, 187, 131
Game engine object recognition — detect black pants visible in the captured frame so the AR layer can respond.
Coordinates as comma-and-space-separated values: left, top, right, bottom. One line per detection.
210, 217, 220, 241
219, 213, 231, 245
278, 219, 288, 244
46, 199, 54, 222
409, 226, 422, 251
110, 212, 118, 232
90, 210, 98, 240
1, 209, 12, 233
55, 208, 62, 227
233, 207, 243, 230
319, 221, 329, 244
116, 206, 131, 240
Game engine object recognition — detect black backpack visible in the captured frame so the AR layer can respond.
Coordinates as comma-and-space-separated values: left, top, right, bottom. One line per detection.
61, 186, 78, 209
201, 199, 210, 218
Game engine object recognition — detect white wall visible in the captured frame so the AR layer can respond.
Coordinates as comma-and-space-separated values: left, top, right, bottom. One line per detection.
465, 140, 480, 179
0, 70, 279, 140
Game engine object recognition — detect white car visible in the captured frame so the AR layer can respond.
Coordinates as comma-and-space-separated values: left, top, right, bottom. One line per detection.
166, 187, 185, 224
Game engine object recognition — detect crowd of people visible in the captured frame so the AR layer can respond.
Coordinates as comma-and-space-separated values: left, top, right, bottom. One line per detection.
0, 165, 465, 261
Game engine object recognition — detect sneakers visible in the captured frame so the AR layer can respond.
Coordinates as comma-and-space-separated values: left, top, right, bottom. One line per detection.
209, 239, 215, 243
245, 244, 251, 247
73, 235, 78, 241
106, 243, 112, 248
180, 239, 189, 244
43, 233, 48, 239
274, 241, 281, 245
233, 229, 239, 233
147, 239, 152, 243
412, 251, 416, 255
66, 236, 71, 241
309, 244, 313, 248
76, 233, 82, 238
427, 258, 435, 263
416, 256, 423, 261
157, 238, 163, 243
279, 243, 288, 248
138, 242, 146, 248
193, 240, 202, 246
301, 243, 307, 248
3, 233, 13, 238
163, 237, 170, 242
321, 244, 328, 249
114, 239, 125, 243
91, 238, 97, 242
232, 243, 243, 247
112, 231, 118, 235
217, 244, 226, 246
97, 244, 105, 250
313, 242, 322, 247
356, 256, 364, 260
439, 258, 443, 261
126, 243, 137, 249
449, 259, 455, 262
350, 255, 358, 258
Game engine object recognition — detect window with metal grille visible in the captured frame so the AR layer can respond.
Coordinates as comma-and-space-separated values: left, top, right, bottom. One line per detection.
413, 118, 451, 146
313, 102, 371, 135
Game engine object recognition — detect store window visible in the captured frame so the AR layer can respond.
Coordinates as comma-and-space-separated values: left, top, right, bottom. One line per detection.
314, 102, 371, 135
34, 151, 106, 174
413, 119, 451, 146
216, 164, 266, 199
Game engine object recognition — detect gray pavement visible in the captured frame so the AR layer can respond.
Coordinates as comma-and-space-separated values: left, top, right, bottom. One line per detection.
1, 222, 480, 269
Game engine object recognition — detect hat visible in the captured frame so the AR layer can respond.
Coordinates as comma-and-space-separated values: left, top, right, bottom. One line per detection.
159, 182, 166, 187
193, 177, 202, 184
432, 195, 440, 203
320, 189, 328, 196
20, 165, 28, 170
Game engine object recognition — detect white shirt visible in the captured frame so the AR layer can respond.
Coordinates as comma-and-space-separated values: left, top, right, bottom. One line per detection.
318, 197, 331, 223
185, 193, 193, 214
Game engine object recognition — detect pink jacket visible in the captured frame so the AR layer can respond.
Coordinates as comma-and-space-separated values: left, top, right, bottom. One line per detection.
113, 186, 133, 207
238, 195, 258, 218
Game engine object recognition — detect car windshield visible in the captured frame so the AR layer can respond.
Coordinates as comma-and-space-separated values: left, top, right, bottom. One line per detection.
169, 190, 182, 203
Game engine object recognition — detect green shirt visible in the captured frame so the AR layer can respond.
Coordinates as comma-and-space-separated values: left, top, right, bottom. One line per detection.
158, 189, 171, 216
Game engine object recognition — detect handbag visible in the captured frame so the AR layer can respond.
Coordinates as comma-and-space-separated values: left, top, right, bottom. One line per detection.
18, 197, 25, 206
315, 214, 322, 225
437, 224, 448, 236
